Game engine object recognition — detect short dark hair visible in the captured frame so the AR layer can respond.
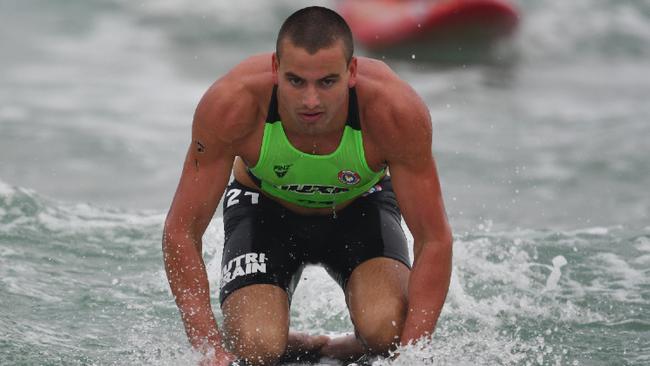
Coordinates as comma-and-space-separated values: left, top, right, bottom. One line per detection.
276, 6, 354, 64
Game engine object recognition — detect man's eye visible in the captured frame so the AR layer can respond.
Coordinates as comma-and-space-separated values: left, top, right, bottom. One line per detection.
289, 78, 303, 86
321, 79, 335, 87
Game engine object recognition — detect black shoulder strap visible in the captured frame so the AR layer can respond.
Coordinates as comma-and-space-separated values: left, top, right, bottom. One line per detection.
265, 85, 280, 123
346, 87, 361, 130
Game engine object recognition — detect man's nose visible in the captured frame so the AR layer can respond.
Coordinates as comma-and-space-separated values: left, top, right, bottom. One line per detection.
302, 86, 320, 109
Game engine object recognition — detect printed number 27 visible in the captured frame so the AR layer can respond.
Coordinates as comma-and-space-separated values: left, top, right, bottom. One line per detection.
226, 189, 259, 208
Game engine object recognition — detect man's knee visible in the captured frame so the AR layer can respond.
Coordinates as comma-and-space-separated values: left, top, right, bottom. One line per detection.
222, 285, 290, 365
346, 258, 409, 354
225, 324, 287, 365
353, 297, 407, 354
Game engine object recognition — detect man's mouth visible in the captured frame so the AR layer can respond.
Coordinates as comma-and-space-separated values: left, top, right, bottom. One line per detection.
299, 111, 324, 122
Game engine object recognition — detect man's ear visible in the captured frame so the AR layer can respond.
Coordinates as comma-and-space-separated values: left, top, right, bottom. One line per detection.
347, 56, 358, 88
272, 53, 279, 85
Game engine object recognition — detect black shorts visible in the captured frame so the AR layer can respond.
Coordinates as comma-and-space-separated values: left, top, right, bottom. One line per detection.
218, 176, 411, 306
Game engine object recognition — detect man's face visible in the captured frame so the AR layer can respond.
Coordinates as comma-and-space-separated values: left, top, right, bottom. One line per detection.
273, 39, 357, 135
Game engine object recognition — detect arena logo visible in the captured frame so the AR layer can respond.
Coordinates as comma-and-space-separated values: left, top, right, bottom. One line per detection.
279, 184, 349, 195
221, 252, 267, 285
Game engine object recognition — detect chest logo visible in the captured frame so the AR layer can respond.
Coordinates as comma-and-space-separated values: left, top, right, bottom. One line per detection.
274, 164, 292, 178
338, 170, 361, 185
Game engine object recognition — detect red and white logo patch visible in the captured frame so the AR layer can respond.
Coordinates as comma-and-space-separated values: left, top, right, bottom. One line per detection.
338, 170, 361, 185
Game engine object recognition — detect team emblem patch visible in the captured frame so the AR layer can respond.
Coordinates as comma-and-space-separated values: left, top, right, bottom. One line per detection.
273, 164, 292, 178
338, 170, 361, 185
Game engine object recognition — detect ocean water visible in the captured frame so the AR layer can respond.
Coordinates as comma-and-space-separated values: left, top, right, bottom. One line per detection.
1, 0, 649, 365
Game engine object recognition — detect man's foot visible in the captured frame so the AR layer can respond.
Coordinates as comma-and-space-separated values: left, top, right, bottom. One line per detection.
320, 333, 367, 362
281, 332, 330, 363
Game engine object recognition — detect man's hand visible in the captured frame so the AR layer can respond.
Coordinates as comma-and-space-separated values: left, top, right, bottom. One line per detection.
319, 333, 366, 362
198, 348, 237, 366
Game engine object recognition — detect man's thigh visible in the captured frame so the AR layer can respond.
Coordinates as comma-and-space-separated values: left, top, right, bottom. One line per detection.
318, 177, 411, 350
219, 180, 305, 306
346, 257, 410, 351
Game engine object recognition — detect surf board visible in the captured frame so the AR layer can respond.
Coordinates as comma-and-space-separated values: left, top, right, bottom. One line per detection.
339, 0, 519, 60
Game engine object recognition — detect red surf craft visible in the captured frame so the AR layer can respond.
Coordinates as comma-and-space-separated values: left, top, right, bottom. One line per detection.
339, 0, 520, 51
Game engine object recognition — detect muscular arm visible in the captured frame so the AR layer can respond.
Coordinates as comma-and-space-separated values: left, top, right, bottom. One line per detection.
378, 84, 453, 345
162, 79, 257, 361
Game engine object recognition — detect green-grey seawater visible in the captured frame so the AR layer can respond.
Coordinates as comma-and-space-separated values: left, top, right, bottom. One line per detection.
1, 0, 649, 365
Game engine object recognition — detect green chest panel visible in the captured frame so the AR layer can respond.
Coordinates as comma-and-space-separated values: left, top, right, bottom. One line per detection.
249, 121, 384, 208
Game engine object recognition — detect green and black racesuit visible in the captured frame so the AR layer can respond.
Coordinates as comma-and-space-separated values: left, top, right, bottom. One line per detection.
219, 86, 410, 304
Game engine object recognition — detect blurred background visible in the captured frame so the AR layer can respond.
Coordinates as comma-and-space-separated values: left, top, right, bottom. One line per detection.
1, 0, 649, 365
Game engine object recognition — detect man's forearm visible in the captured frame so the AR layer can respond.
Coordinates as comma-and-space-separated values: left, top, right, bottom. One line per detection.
400, 240, 452, 345
163, 231, 225, 352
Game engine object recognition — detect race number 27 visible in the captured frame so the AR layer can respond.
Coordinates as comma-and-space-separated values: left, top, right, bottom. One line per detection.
226, 188, 259, 208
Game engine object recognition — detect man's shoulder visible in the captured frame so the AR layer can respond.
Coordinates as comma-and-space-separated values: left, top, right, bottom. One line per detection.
203, 53, 274, 111
356, 58, 432, 156
356, 57, 402, 91
356, 59, 427, 125
194, 54, 273, 143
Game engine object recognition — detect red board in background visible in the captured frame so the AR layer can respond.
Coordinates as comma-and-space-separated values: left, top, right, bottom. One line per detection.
339, 0, 519, 52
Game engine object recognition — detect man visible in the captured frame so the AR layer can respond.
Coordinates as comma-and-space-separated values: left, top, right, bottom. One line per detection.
163, 6, 452, 366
